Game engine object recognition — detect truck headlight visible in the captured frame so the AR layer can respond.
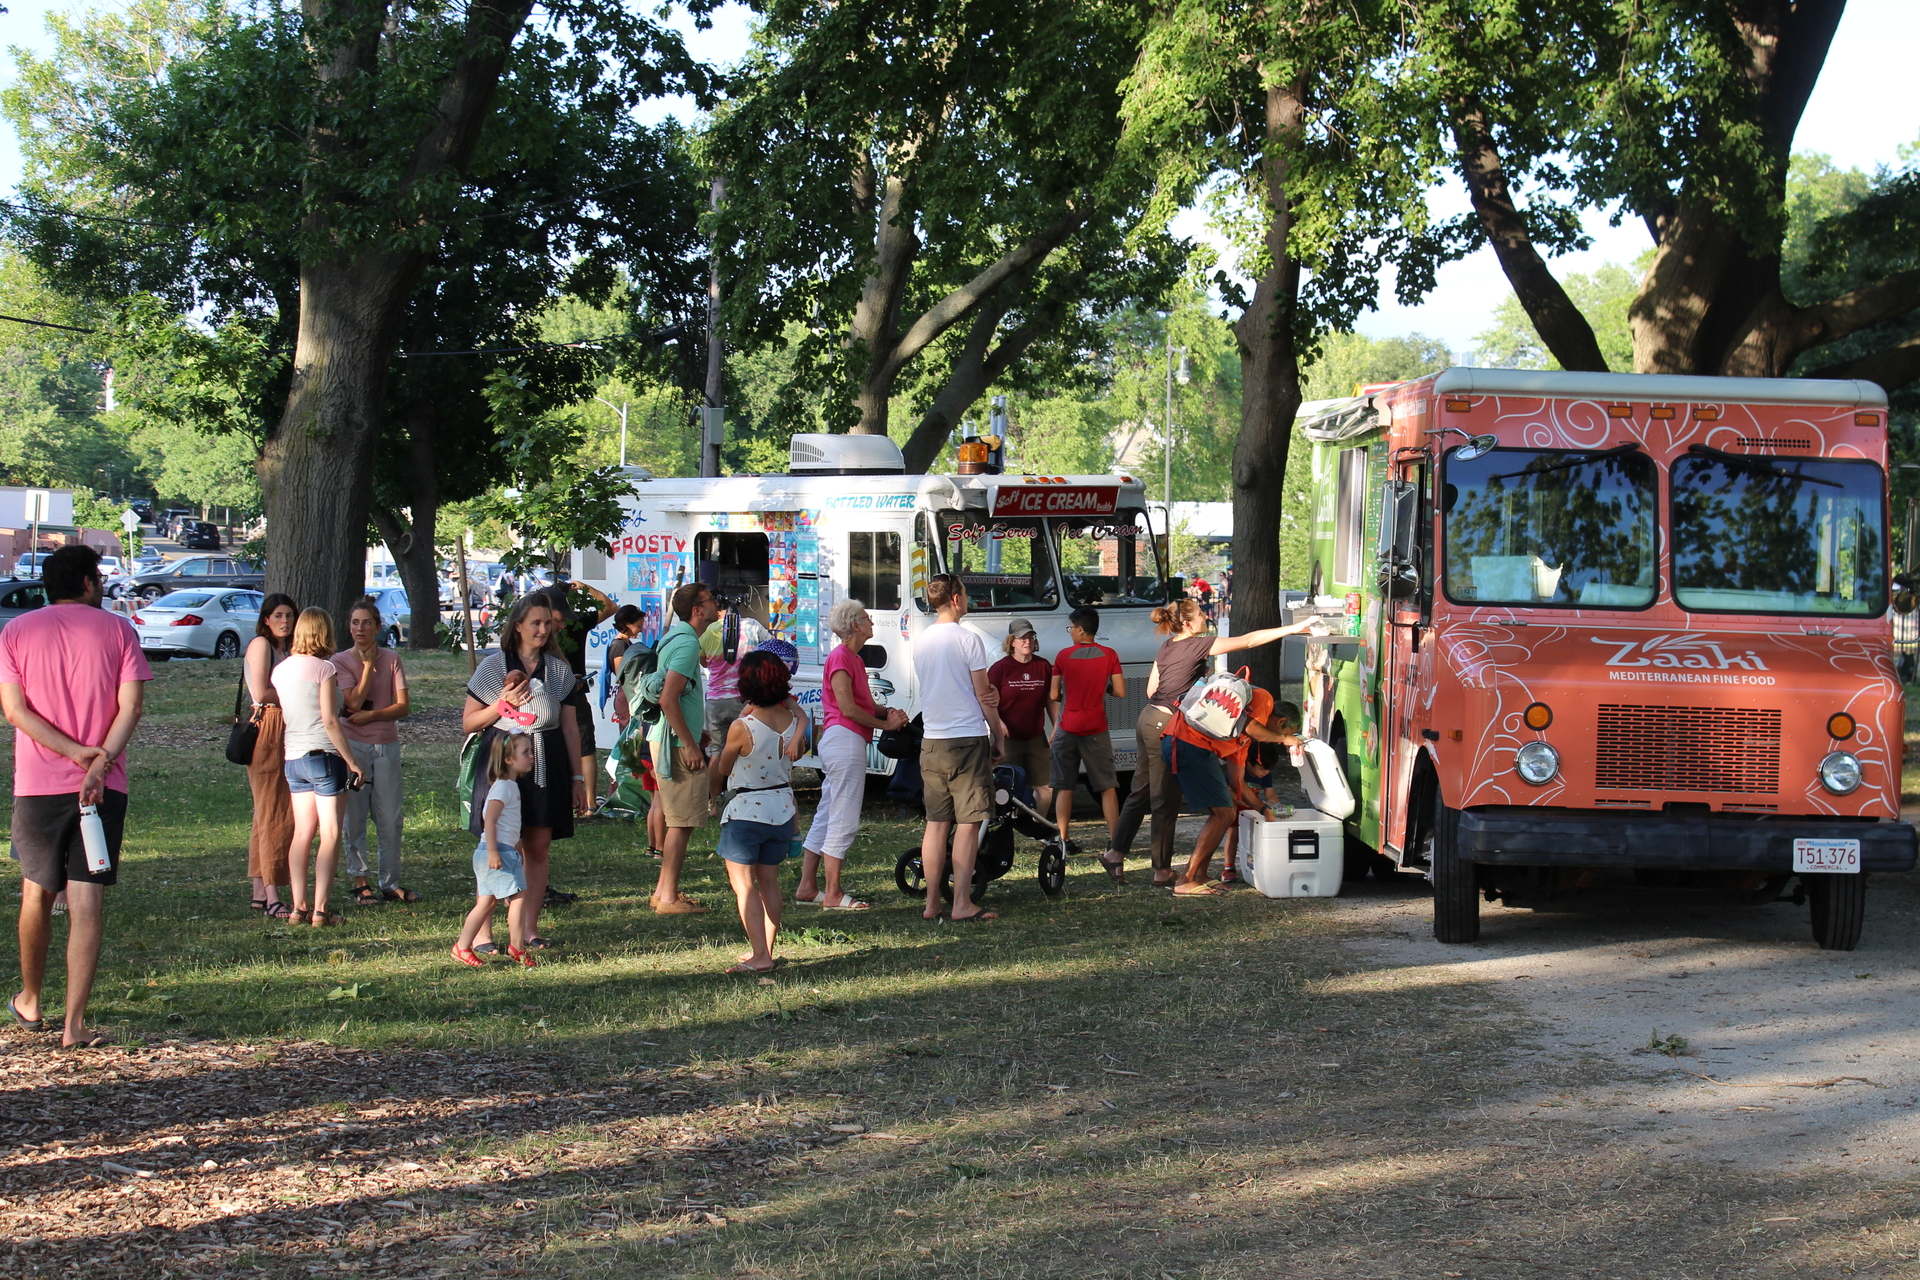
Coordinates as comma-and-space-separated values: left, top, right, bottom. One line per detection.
1818, 751, 1862, 795
1514, 741, 1559, 785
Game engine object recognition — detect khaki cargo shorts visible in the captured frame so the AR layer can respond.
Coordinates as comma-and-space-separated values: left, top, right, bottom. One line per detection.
920, 735, 993, 824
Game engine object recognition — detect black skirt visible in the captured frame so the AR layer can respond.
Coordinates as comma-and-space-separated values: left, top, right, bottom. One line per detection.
468, 725, 576, 841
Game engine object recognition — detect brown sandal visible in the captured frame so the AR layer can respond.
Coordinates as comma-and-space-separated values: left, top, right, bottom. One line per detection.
310, 908, 343, 927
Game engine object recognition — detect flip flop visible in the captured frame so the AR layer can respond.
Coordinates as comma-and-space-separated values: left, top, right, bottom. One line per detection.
820, 894, 870, 910
948, 908, 999, 923
791, 891, 825, 907
8, 994, 42, 1032
61, 1031, 114, 1049
1172, 883, 1224, 897
726, 962, 776, 974
471, 943, 500, 956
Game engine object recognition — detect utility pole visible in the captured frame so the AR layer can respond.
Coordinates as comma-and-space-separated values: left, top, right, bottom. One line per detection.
701, 176, 726, 478
1163, 334, 1189, 513
595, 397, 630, 467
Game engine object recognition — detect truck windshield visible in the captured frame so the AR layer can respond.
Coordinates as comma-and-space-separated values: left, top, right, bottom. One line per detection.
1442, 446, 1658, 608
936, 512, 1058, 610
1671, 455, 1885, 615
1054, 512, 1170, 606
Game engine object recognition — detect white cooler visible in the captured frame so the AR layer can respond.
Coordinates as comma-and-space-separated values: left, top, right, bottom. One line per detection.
1237, 808, 1345, 898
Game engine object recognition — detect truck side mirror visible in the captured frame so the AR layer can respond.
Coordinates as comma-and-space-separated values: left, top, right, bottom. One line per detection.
1376, 479, 1418, 565
1894, 573, 1917, 615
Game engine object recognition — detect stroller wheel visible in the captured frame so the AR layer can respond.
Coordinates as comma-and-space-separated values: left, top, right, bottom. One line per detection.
894, 850, 927, 897
1038, 841, 1067, 898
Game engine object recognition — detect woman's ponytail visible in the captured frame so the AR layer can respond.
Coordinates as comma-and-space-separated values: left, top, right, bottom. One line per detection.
1152, 599, 1203, 636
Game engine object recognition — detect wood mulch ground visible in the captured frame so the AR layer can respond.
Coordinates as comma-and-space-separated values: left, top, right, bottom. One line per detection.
0, 1036, 778, 1277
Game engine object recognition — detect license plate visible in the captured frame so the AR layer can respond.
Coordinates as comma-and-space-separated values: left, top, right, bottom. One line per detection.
1793, 838, 1861, 874
1113, 749, 1137, 770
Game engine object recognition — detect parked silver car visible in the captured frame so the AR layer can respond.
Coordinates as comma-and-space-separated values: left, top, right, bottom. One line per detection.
0, 580, 48, 628
132, 589, 262, 659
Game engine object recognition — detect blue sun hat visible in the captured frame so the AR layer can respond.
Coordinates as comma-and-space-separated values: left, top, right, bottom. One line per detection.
755, 636, 800, 674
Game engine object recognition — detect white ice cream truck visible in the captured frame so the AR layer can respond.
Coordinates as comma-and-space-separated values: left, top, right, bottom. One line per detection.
569, 434, 1179, 777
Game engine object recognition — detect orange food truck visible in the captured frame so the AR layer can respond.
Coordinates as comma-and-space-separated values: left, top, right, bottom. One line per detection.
1297, 369, 1914, 950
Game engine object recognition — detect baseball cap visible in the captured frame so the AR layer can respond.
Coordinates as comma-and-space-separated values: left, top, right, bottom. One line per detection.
1007, 617, 1036, 639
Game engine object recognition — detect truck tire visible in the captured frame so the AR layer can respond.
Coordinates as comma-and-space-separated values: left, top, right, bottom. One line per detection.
1806, 874, 1865, 951
1431, 801, 1480, 943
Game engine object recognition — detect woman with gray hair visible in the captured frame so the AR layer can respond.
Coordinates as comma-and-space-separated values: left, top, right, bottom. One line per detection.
794, 597, 906, 909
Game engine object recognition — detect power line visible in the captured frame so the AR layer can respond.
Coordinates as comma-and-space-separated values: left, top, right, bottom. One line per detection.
0, 313, 98, 334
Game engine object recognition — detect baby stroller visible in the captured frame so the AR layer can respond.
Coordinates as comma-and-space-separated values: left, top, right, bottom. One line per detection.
894, 765, 1067, 901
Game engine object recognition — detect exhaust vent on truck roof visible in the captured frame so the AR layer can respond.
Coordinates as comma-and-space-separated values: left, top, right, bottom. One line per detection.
789, 433, 906, 476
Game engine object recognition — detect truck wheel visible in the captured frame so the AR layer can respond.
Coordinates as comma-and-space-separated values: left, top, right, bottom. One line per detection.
1806, 874, 1865, 951
1431, 801, 1480, 943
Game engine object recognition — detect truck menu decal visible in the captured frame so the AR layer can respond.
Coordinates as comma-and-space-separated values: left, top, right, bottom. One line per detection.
1592, 633, 1770, 671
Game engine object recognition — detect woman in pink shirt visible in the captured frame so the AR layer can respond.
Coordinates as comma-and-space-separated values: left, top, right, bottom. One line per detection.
795, 598, 906, 909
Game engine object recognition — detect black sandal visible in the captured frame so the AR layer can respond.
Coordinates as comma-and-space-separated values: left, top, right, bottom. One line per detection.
349, 884, 381, 906
381, 887, 421, 903
250, 897, 268, 913
264, 901, 294, 920
1098, 852, 1127, 884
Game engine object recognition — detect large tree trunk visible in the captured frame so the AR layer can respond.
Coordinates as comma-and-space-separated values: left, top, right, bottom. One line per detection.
1231, 76, 1307, 696
261, 0, 532, 625
261, 251, 417, 625
1456, 0, 1920, 384
368, 397, 445, 650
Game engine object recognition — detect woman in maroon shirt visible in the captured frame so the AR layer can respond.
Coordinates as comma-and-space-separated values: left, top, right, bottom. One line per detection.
987, 618, 1054, 809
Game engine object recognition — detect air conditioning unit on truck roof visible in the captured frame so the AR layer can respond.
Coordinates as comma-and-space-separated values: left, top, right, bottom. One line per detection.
789, 434, 906, 476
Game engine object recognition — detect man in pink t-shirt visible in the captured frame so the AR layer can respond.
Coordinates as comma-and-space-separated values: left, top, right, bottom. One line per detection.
0, 546, 150, 1048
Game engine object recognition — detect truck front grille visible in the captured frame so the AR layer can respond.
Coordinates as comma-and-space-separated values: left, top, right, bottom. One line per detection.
1593, 704, 1782, 795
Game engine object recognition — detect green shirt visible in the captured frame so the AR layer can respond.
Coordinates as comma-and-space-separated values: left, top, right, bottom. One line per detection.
648, 619, 705, 752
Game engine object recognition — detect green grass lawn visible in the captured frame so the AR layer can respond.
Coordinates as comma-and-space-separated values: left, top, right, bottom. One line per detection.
0, 655, 1905, 1279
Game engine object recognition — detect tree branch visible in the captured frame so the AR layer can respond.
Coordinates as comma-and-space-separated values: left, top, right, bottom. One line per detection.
398, 0, 538, 195
1796, 268, 1920, 350
1760, 0, 1847, 154
1450, 101, 1609, 372
1806, 327, 1920, 392
880, 209, 1085, 383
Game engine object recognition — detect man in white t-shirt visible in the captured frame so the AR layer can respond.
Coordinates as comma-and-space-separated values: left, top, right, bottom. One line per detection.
914, 573, 1006, 923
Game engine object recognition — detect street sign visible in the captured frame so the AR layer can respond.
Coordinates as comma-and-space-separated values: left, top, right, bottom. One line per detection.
120, 508, 140, 532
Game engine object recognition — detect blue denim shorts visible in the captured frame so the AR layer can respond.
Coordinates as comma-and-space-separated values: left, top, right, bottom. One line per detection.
1163, 735, 1232, 812
717, 817, 796, 866
473, 843, 527, 900
285, 750, 351, 797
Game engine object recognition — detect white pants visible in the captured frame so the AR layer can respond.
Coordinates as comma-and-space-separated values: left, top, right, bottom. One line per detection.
805, 724, 868, 860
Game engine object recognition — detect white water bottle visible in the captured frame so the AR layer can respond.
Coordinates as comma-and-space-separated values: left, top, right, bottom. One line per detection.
78, 804, 111, 874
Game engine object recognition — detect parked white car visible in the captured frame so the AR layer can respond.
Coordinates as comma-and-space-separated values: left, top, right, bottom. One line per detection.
132, 588, 262, 660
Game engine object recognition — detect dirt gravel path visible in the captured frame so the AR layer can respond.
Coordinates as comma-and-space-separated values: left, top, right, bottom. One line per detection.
1328, 865, 1920, 1178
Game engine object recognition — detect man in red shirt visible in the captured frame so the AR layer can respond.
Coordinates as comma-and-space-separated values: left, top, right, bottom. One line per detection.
0, 546, 149, 1046
1047, 607, 1126, 872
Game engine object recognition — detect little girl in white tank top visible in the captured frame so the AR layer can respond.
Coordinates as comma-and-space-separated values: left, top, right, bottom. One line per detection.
709, 651, 813, 974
